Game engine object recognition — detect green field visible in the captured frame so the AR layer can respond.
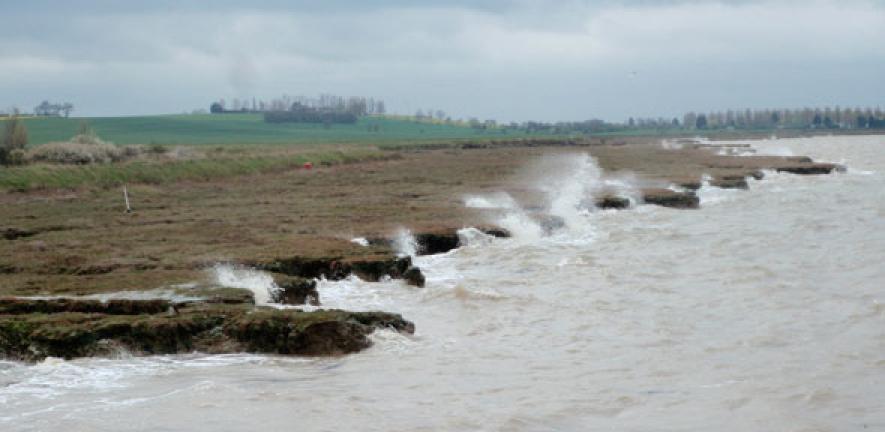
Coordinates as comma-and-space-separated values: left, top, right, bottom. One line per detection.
0, 113, 566, 191
19, 114, 532, 146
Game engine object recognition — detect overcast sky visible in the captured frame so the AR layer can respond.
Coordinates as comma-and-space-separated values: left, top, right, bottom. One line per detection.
2, 0, 883, 122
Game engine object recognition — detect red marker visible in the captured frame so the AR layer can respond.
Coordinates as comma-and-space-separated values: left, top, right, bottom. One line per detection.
303, 162, 313, 170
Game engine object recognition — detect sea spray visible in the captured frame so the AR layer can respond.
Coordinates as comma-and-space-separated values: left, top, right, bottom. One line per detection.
463, 153, 611, 240
601, 174, 642, 207
314, 275, 397, 312
497, 206, 545, 240
212, 264, 279, 305
542, 153, 600, 230
393, 228, 419, 257
456, 227, 497, 248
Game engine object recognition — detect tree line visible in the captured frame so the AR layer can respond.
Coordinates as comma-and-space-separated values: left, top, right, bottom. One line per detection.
34, 100, 74, 118
264, 104, 358, 125
679, 106, 885, 130
210, 94, 386, 120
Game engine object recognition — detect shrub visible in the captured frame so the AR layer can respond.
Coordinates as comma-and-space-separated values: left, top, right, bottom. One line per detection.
6, 149, 26, 166
121, 145, 143, 158
2, 112, 28, 165
28, 140, 125, 164
147, 142, 169, 154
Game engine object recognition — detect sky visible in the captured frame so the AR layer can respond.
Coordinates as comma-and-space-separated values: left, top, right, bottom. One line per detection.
1, 0, 884, 122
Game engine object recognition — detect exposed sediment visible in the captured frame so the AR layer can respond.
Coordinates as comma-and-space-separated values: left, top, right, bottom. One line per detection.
0, 297, 414, 362
250, 254, 411, 282
369, 227, 511, 256
595, 196, 631, 210
710, 175, 750, 189
0, 298, 174, 315
270, 274, 320, 306
776, 163, 843, 175
640, 189, 701, 209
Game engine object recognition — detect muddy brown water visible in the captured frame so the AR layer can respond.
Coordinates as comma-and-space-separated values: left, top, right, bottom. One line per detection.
1, 135, 884, 431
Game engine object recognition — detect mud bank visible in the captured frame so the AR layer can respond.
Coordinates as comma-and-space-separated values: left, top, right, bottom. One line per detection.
0, 297, 413, 362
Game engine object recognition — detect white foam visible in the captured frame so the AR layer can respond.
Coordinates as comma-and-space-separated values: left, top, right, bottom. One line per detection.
497, 209, 545, 241
393, 228, 418, 258
464, 192, 518, 210
315, 275, 399, 312
456, 227, 497, 248
10, 289, 204, 303
748, 145, 794, 157
211, 264, 278, 305
350, 237, 370, 247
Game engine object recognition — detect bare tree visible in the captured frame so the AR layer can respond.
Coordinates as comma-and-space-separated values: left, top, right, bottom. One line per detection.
61, 102, 74, 118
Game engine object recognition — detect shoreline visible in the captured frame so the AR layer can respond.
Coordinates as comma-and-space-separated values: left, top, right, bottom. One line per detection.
0, 136, 845, 362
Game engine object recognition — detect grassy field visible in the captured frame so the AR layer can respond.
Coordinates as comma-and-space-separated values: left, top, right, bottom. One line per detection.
0, 147, 396, 191
19, 114, 534, 146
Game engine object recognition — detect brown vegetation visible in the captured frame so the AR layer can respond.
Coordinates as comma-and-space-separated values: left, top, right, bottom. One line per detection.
0, 139, 841, 297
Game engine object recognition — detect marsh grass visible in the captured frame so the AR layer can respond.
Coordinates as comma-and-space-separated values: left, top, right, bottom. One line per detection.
0, 148, 393, 191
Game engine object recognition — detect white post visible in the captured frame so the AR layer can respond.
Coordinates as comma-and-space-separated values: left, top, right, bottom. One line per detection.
123, 185, 132, 213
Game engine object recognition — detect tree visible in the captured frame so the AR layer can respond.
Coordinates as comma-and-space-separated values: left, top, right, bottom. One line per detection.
857, 115, 869, 128
34, 100, 52, 116
695, 114, 708, 129
61, 103, 74, 118
210, 102, 224, 113
683, 112, 697, 130
34, 100, 68, 117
